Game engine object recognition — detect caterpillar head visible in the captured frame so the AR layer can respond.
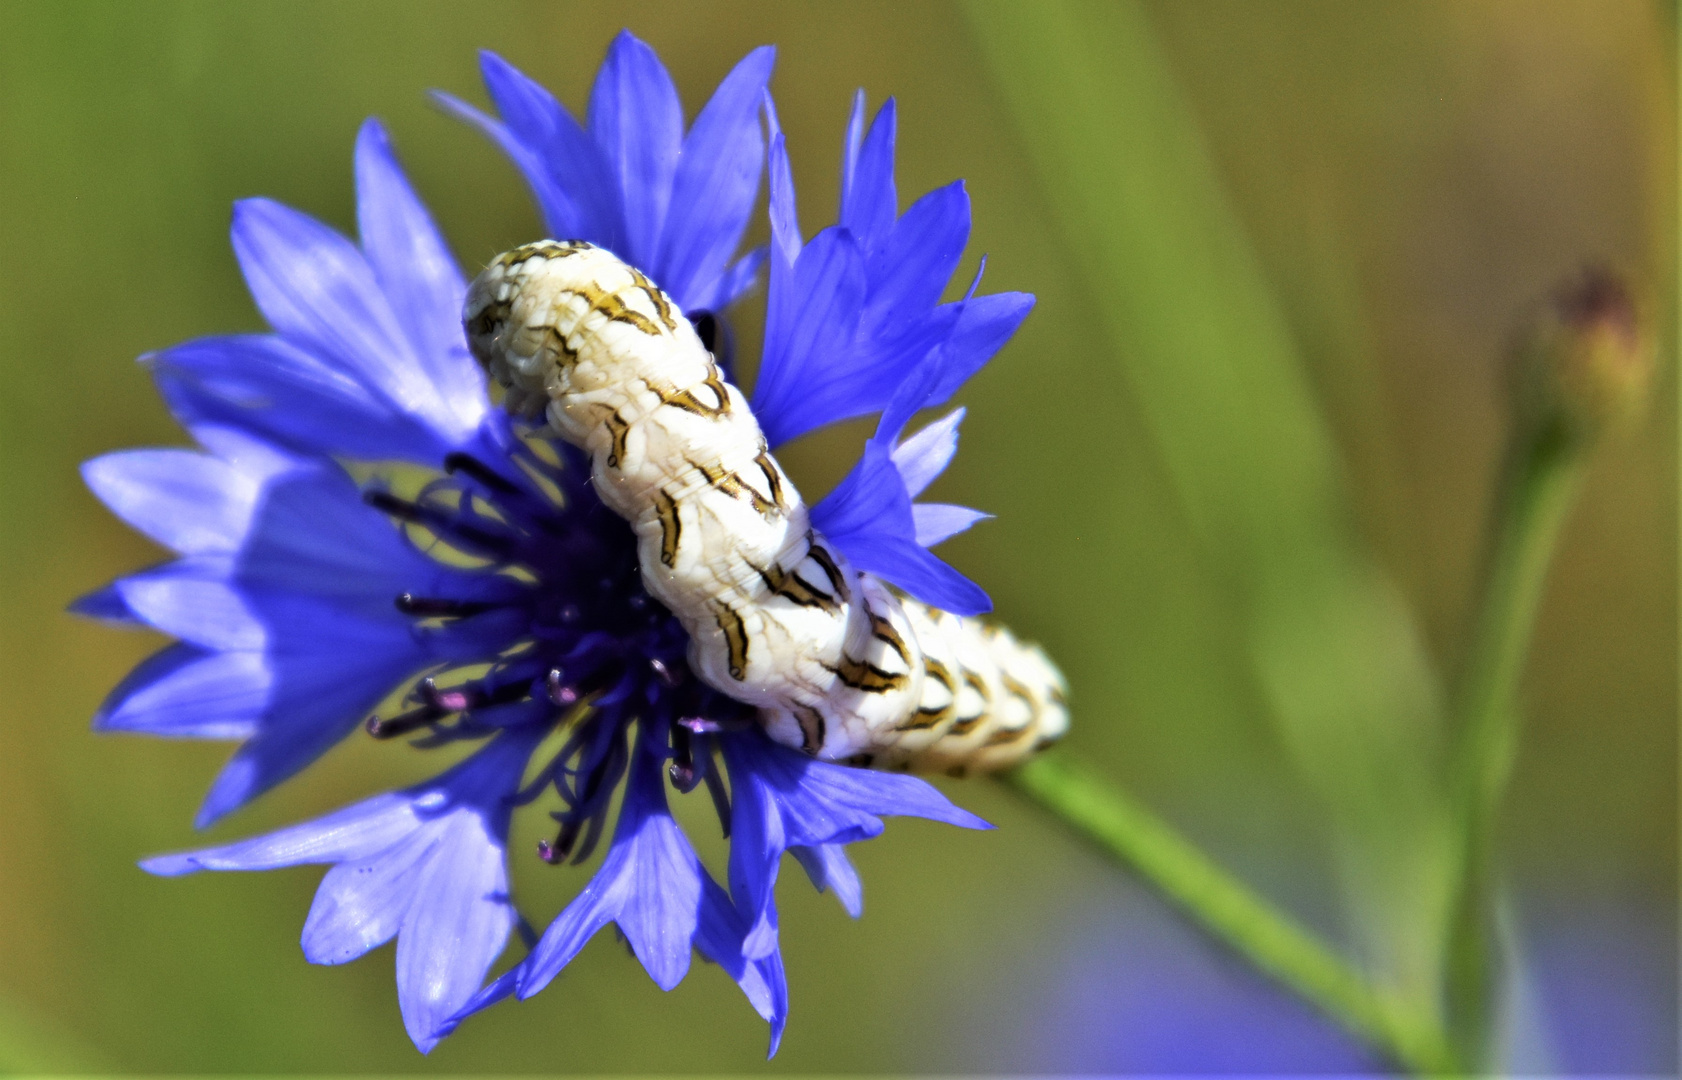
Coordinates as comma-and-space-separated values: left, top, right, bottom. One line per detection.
463, 239, 596, 418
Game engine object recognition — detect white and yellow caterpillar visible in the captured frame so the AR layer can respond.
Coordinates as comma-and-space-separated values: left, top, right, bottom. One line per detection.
465, 241, 1067, 773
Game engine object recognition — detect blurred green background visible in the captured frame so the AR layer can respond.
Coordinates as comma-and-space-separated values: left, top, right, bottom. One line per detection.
0, 0, 1673, 1072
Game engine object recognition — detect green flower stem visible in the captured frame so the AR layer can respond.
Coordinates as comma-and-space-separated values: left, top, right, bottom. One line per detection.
1003, 757, 1461, 1076
1444, 418, 1586, 1060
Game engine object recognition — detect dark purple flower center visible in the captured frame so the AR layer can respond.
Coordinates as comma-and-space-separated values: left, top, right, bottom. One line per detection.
359, 336, 749, 865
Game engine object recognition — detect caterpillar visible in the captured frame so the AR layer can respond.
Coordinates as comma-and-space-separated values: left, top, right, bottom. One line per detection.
464, 240, 1067, 773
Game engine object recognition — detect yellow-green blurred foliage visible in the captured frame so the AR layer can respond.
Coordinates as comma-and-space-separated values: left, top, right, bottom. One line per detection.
0, 1, 1671, 1071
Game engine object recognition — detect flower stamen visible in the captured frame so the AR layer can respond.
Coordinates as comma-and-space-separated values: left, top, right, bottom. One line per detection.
363, 489, 518, 558
394, 592, 502, 618
669, 723, 699, 792
443, 451, 523, 495
365, 704, 447, 740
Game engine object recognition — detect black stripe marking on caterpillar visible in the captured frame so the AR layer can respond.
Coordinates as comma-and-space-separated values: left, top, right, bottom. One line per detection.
464, 240, 1068, 772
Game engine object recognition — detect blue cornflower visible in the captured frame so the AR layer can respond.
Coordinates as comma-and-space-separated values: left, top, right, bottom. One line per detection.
81, 36, 1024, 1057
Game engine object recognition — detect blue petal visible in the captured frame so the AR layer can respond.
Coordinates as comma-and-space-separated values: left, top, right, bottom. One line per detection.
924, 290, 1035, 406
231, 197, 398, 366
721, 729, 988, 961
182, 423, 298, 480
191, 677, 414, 829
514, 730, 705, 997
81, 449, 261, 556
291, 724, 537, 967
447, 737, 776, 1046
95, 455, 519, 807
429, 89, 579, 240
115, 559, 261, 651
396, 804, 517, 1054
752, 227, 866, 447
143, 791, 417, 875
753, 92, 1032, 448
231, 199, 477, 448
790, 843, 863, 918
755, 201, 962, 442
711, 247, 768, 314
67, 583, 138, 623
692, 870, 779, 1022
193, 602, 438, 826
303, 823, 439, 964
725, 752, 788, 959
658, 46, 774, 310
151, 335, 454, 466
93, 643, 265, 740
833, 526, 991, 615
839, 98, 897, 252
103, 454, 498, 627
589, 30, 683, 267
447, 967, 518, 1029
875, 342, 944, 440
913, 503, 991, 548
233, 463, 501, 618
353, 119, 486, 436
891, 407, 964, 497
754, 949, 790, 1058
811, 441, 991, 615
146, 731, 536, 1055
730, 728, 991, 835
464, 894, 785, 1054
838, 90, 865, 222
476, 51, 621, 250
864, 180, 970, 335
606, 783, 702, 991
692, 868, 792, 1059
764, 106, 801, 266
790, 305, 961, 444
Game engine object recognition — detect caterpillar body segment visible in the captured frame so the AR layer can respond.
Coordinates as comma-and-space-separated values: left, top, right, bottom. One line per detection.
465, 240, 1068, 772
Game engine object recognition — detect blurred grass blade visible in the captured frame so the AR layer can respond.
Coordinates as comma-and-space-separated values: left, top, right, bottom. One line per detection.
963, 0, 1455, 1008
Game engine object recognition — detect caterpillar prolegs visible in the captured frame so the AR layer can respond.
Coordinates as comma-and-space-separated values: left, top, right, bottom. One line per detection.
464, 241, 1068, 773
